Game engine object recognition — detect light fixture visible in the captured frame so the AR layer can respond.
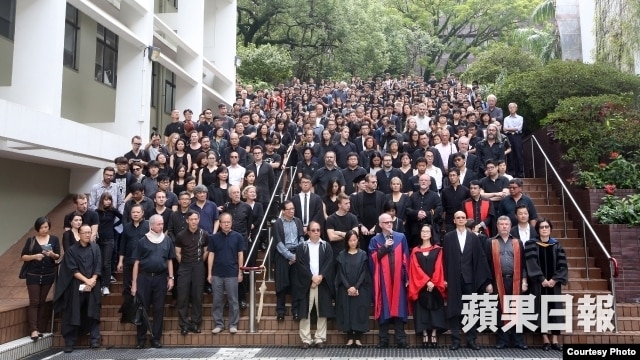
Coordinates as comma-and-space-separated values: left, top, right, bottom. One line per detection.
235, 56, 242, 67
146, 46, 161, 62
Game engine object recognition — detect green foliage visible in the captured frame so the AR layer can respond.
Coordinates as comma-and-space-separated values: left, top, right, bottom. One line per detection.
461, 43, 540, 85
594, 194, 640, 226
498, 61, 640, 131
577, 155, 640, 189
236, 44, 293, 85
595, 0, 640, 74
542, 94, 640, 170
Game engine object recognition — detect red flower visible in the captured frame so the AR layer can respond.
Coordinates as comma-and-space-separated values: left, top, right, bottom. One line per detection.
610, 151, 620, 159
599, 162, 607, 169
604, 184, 616, 195
567, 176, 576, 185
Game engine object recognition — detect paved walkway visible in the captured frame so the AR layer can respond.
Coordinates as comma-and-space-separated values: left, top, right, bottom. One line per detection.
24, 346, 563, 360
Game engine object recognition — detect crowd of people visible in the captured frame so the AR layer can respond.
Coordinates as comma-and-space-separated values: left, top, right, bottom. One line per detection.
19, 74, 569, 352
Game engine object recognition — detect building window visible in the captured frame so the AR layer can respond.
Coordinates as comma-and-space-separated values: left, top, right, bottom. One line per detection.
95, 24, 118, 88
151, 62, 158, 107
0, 0, 16, 40
63, 4, 79, 69
163, 69, 175, 114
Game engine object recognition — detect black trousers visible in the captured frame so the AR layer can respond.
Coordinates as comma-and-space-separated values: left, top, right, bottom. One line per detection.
449, 281, 478, 345
61, 292, 100, 346
379, 317, 406, 344
507, 133, 524, 177
496, 276, 526, 346
136, 273, 167, 342
177, 261, 205, 327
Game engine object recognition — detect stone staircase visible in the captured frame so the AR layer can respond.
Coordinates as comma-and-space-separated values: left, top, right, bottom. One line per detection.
46, 178, 639, 348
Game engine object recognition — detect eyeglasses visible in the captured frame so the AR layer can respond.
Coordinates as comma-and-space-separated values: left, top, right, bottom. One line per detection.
539, 225, 551, 229
133, 168, 141, 171
79, 231, 92, 235
133, 143, 142, 145
508, 186, 520, 189
309, 229, 321, 232
454, 216, 466, 219
284, 207, 295, 211
380, 221, 393, 224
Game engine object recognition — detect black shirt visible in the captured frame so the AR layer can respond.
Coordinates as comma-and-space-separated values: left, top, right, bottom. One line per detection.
223, 201, 253, 239
164, 121, 185, 138
175, 228, 209, 263
64, 209, 99, 229
119, 221, 150, 264
132, 235, 176, 273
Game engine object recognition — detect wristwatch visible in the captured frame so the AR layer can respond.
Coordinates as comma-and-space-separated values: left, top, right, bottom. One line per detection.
168, 276, 175, 280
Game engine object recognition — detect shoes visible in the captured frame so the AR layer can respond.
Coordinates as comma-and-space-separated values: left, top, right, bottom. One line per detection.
169, 299, 177, 308
135, 340, 145, 349
38, 332, 44, 338
292, 313, 300, 321
467, 341, 481, 350
240, 301, 248, 310
90, 340, 100, 349
110, 275, 117, 284
301, 342, 310, 349
315, 341, 325, 348
516, 344, 528, 350
277, 314, 285, 321
150, 339, 162, 348
181, 326, 189, 335
30, 331, 39, 342
101, 287, 110, 296
211, 327, 222, 334
450, 343, 460, 350
431, 335, 438, 348
495, 343, 507, 349
397, 342, 410, 349
376, 342, 389, 349
551, 343, 563, 351
229, 327, 238, 334
63, 345, 73, 353
204, 285, 212, 294
189, 324, 201, 333
542, 343, 551, 351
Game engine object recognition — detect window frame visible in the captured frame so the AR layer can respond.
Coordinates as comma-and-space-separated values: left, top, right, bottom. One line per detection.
0, 0, 16, 41
163, 71, 176, 114
94, 24, 119, 88
63, 4, 80, 70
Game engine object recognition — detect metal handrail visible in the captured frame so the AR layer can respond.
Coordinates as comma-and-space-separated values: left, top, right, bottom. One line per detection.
244, 143, 295, 268
528, 135, 619, 332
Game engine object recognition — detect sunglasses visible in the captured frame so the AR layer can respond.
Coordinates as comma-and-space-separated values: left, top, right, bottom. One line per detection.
309, 229, 321, 232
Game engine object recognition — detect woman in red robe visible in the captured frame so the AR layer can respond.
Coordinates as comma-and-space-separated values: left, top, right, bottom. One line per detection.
408, 224, 447, 348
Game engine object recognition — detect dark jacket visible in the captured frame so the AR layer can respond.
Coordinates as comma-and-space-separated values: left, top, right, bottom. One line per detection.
293, 240, 335, 318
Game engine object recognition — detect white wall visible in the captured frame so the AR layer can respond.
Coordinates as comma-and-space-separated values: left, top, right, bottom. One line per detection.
0, 158, 70, 254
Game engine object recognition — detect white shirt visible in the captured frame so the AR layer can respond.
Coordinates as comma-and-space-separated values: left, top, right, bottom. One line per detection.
416, 115, 431, 132
518, 225, 531, 245
298, 191, 312, 225
425, 166, 443, 190
227, 164, 246, 186
457, 229, 467, 253
434, 142, 458, 170
504, 114, 524, 133
308, 240, 321, 276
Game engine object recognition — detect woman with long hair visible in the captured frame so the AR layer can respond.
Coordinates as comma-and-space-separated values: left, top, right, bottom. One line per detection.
407, 224, 447, 348
242, 185, 264, 244
254, 124, 270, 149
208, 165, 230, 210
318, 129, 334, 161
191, 152, 208, 179
166, 132, 180, 155
96, 192, 122, 295
386, 177, 409, 222
242, 170, 257, 193
198, 151, 219, 187
62, 213, 82, 252
335, 230, 371, 347
368, 151, 383, 175
398, 153, 413, 189
21, 217, 61, 340
525, 219, 568, 352
156, 153, 174, 180
387, 140, 402, 168
359, 136, 377, 171
210, 127, 228, 158
424, 149, 443, 191
170, 138, 192, 174
171, 164, 189, 197
322, 178, 341, 218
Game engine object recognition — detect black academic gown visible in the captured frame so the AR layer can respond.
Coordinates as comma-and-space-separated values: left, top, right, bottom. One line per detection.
442, 231, 492, 319
54, 242, 102, 326
293, 240, 336, 319
335, 249, 371, 333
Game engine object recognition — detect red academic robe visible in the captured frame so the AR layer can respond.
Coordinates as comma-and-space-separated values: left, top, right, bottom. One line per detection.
407, 244, 447, 314
369, 232, 409, 322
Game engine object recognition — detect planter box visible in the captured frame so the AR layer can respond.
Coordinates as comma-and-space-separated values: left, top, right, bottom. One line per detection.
573, 188, 637, 223
592, 224, 640, 303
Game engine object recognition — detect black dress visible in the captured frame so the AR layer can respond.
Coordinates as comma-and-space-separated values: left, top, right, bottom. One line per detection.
410, 247, 447, 333
524, 238, 568, 333
335, 249, 371, 333
21, 236, 61, 286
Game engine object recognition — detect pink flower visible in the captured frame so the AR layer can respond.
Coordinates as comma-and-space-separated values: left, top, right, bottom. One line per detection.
604, 184, 616, 195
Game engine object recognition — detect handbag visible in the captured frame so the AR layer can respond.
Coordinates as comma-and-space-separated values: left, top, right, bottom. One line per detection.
18, 237, 36, 279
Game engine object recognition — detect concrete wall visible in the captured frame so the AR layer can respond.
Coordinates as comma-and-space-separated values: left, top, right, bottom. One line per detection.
0, 37, 12, 86
0, 158, 70, 254
61, 12, 117, 124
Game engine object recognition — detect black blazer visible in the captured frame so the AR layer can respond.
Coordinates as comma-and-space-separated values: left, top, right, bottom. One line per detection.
375, 168, 403, 194
448, 153, 480, 174
292, 192, 325, 226
221, 146, 248, 167
246, 162, 275, 204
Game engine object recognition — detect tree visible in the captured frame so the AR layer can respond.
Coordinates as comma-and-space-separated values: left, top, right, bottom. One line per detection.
236, 44, 293, 85
461, 43, 539, 85
511, 0, 562, 64
386, 0, 540, 73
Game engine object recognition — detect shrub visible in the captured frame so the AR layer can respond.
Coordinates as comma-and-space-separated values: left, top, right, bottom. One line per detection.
497, 60, 640, 132
594, 194, 640, 226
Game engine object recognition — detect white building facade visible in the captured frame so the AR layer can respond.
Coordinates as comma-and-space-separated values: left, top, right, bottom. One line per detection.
0, 0, 236, 253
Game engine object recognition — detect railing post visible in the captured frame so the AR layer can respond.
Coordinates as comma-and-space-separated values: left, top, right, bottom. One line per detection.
531, 138, 536, 178
583, 221, 590, 280
610, 261, 619, 333
544, 160, 549, 205
240, 266, 261, 333
266, 227, 273, 281
561, 186, 568, 237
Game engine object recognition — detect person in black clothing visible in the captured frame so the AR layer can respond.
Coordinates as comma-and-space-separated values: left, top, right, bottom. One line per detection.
64, 194, 99, 241
117, 204, 149, 299
223, 185, 253, 309
406, 174, 443, 246
175, 211, 209, 335
54, 224, 102, 353
341, 152, 367, 195
325, 193, 360, 259
96, 193, 122, 295
131, 215, 176, 349
440, 169, 470, 232
350, 174, 386, 250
